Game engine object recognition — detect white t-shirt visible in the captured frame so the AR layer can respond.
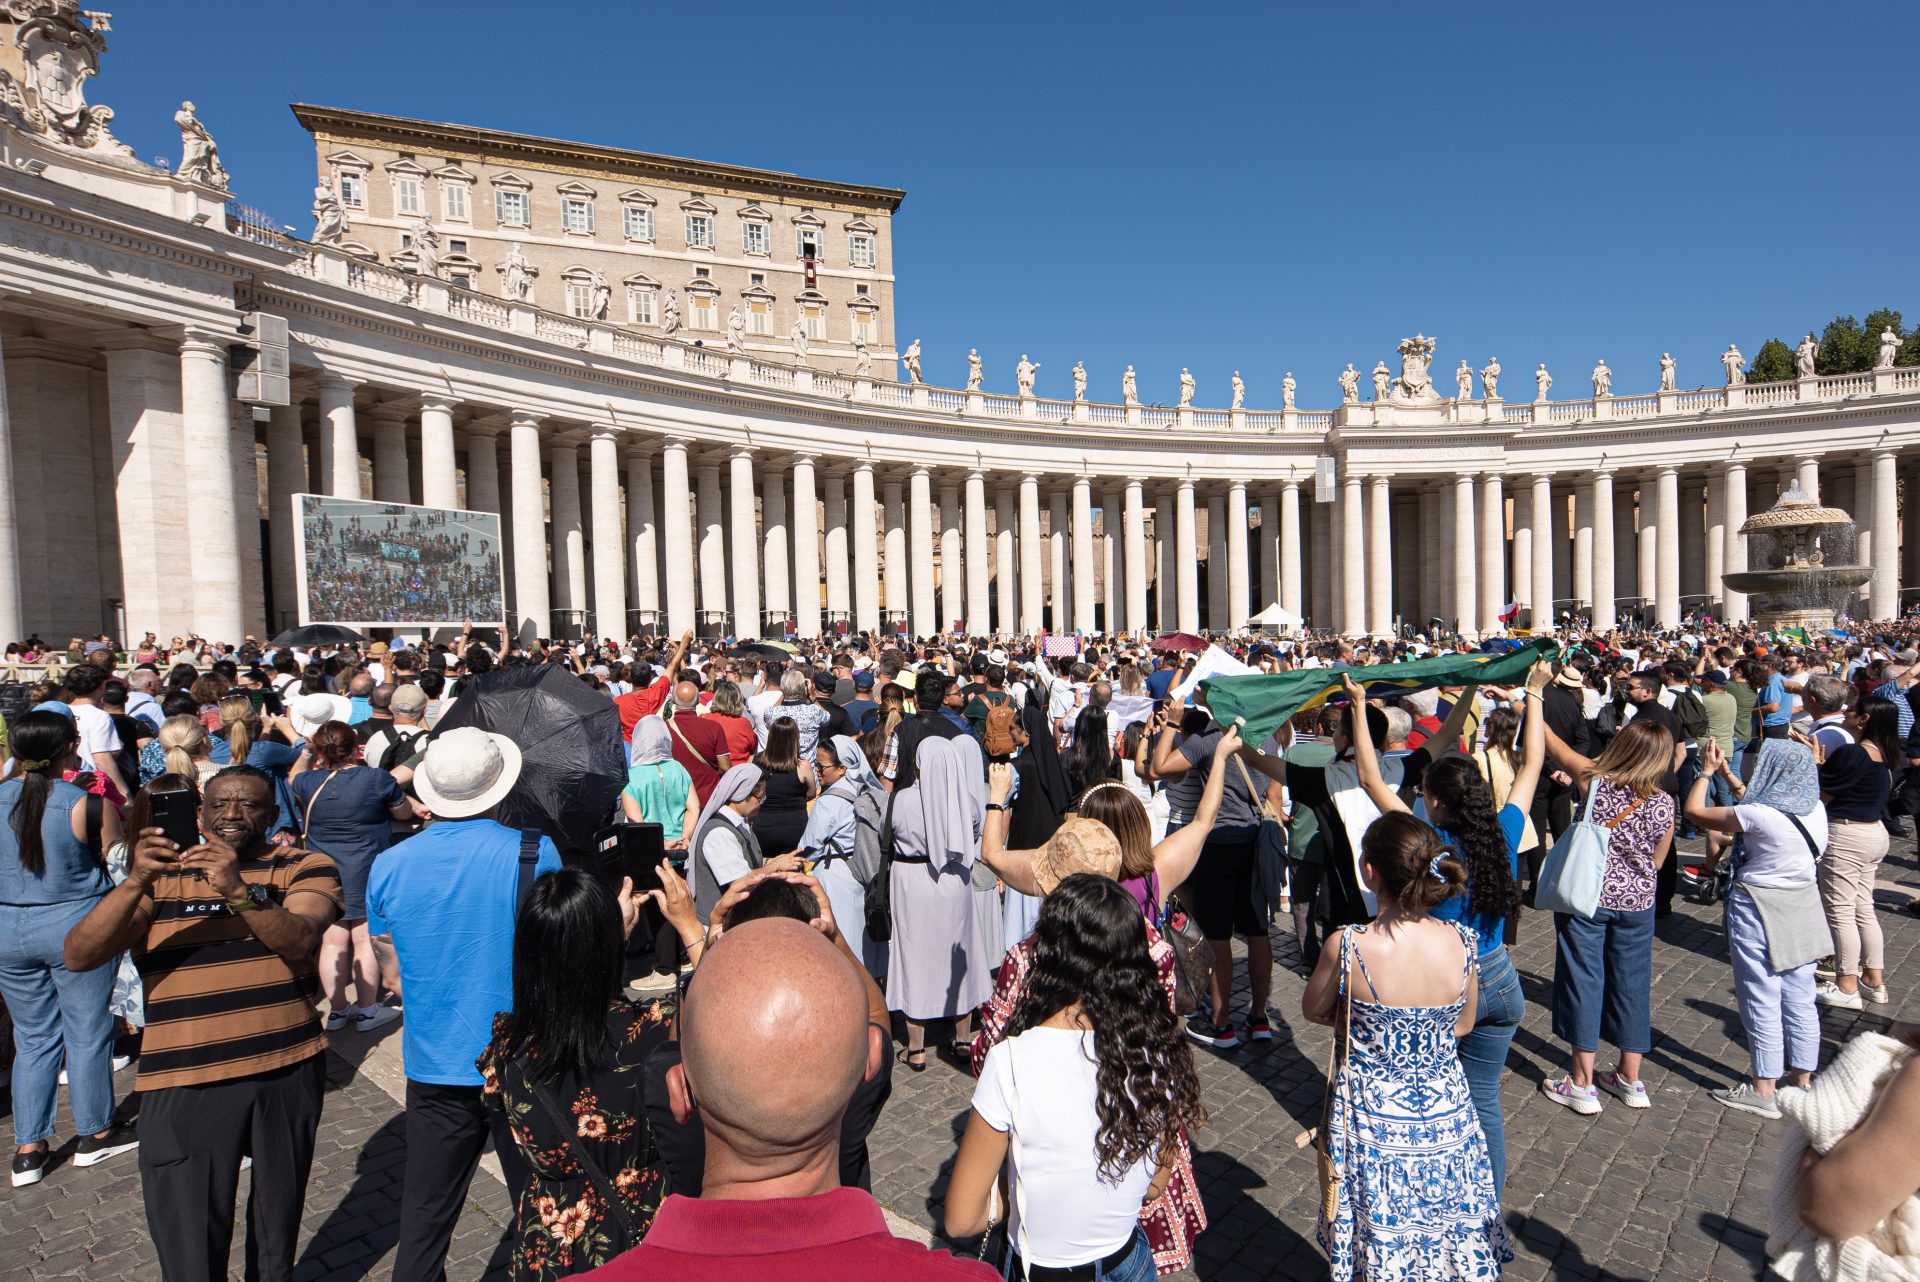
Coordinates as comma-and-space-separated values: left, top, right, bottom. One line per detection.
71, 702, 122, 762
1732, 803, 1827, 889
972, 1028, 1156, 1268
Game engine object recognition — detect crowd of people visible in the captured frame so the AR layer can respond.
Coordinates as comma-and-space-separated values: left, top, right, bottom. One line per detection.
1, 611, 1919, 1280
301, 501, 504, 624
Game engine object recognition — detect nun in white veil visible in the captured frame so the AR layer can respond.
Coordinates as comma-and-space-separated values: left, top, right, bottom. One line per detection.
799, 734, 887, 978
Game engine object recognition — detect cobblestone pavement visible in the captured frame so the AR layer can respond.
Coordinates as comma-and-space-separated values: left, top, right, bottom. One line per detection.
6, 830, 1918, 1280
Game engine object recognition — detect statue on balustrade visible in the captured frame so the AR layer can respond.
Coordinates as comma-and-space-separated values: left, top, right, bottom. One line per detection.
1016, 355, 1040, 397
1721, 343, 1745, 385
410, 216, 441, 280
311, 180, 347, 244
1390, 334, 1439, 402
174, 101, 228, 190
662, 289, 681, 334
1455, 360, 1473, 400
1795, 334, 1819, 379
1880, 328, 1901, 370
1535, 363, 1552, 401
1592, 360, 1611, 397
1370, 361, 1391, 401
903, 338, 923, 383
1480, 357, 1500, 399
854, 340, 872, 378
725, 306, 745, 353
1282, 372, 1296, 410
1659, 353, 1676, 391
1122, 365, 1138, 406
1339, 363, 1361, 404
966, 348, 983, 391
1177, 368, 1195, 407
499, 242, 536, 302
1231, 371, 1245, 409
790, 317, 810, 361
590, 271, 612, 321
1073, 361, 1088, 402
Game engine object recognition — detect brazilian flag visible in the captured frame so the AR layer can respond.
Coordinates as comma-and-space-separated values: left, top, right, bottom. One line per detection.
1199, 637, 1558, 747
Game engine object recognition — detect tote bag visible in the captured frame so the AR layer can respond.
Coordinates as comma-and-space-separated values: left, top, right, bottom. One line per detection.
1535, 778, 1644, 919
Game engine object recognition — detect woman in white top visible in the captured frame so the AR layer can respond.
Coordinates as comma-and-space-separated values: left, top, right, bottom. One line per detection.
1684, 737, 1828, 1119
945, 873, 1205, 1281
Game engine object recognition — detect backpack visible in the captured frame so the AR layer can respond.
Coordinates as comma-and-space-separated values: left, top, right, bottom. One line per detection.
1672, 688, 1709, 739
825, 778, 886, 889
982, 693, 1017, 758
377, 725, 428, 773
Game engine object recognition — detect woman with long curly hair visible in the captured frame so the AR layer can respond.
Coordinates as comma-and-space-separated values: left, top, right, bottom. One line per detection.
945, 873, 1205, 1282
1063, 704, 1118, 800
1345, 664, 1547, 1197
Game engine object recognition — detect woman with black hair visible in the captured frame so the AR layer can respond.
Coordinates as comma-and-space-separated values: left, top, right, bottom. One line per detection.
479, 864, 693, 1280
1063, 704, 1118, 801
946, 873, 1205, 1282
750, 717, 815, 855
1812, 694, 1902, 1009
1345, 665, 1548, 1198
0, 710, 133, 1187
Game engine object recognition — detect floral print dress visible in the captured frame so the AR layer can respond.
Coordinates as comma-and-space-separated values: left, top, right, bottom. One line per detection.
478, 996, 675, 1280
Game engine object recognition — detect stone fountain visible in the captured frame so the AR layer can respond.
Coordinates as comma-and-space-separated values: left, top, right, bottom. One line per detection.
1721, 481, 1872, 631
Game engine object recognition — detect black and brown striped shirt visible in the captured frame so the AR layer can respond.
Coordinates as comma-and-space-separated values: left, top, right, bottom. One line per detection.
133, 846, 343, 1091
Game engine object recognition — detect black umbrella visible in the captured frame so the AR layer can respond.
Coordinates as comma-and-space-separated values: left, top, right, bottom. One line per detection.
270, 623, 366, 648
430, 665, 625, 856
731, 640, 799, 662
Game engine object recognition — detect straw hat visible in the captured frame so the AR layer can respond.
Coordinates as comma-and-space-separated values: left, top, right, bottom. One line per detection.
411, 726, 523, 819
1029, 816, 1123, 895
289, 692, 353, 740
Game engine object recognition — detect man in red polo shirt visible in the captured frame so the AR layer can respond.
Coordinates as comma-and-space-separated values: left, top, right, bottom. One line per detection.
615, 630, 693, 742
584, 917, 993, 1280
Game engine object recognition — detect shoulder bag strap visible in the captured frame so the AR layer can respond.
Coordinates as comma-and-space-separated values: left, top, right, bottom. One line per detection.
84, 792, 104, 866
1784, 812, 1822, 862
300, 768, 338, 837
515, 828, 541, 912
526, 1079, 646, 1247
667, 714, 719, 773
1231, 751, 1278, 822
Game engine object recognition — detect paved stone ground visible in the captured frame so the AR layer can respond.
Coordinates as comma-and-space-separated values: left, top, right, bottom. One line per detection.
5, 829, 1918, 1280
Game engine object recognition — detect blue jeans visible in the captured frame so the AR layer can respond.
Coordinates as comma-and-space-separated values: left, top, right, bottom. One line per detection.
1004, 1228, 1152, 1281
0, 897, 116, 1144
1458, 943, 1523, 1197
1551, 907, 1655, 1053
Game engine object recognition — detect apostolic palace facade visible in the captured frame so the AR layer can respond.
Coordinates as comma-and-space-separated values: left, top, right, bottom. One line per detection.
0, 4, 1915, 646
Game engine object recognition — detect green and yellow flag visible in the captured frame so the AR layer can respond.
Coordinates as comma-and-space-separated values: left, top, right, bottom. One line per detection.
1198, 637, 1558, 747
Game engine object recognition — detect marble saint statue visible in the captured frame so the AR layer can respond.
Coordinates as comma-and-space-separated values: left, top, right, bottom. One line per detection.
1880, 327, 1900, 370
1592, 360, 1611, 397
1480, 357, 1500, 400
966, 348, 983, 391
854, 340, 872, 377
1535, 363, 1552, 400
1659, 353, 1676, 391
663, 289, 681, 334
903, 339, 923, 383
1370, 361, 1392, 401
1339, 364, 1361, 404
1795, 334, 1819, 379
499, 243, 535, 302
725, 306, 745, 353
410, 217, 441, 280
311, 181, 346, 244
1456, 360, 1473, 400
1121, 365, 1138, 406
1721, 344, 1745, 385
174, 101, 229, 190
1177, 368, 1195, 408
1282, 372, 1296, 410
1072, 361, 1088, 402
590, 271, 611, 321
1016, 355, 1040, 397
1230, 371, 1245, 409
790, 317, 810, 361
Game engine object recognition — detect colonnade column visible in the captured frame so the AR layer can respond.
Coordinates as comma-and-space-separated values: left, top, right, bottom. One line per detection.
823, 470, 850, 631
1175, 481, 1199, 635
1155, 492, 1176, 632
695, 458, 726, 631
625, 450, 657, 625
509, 415, 551, 641
1340, 472, 1366, 633
1071, 476, 1096, 635
1206, 495, 1227, 633
551, 441, 586, 627
318, 375, 360, 498
1367, 475, 1393, 635
762, 465, 789, 631
589, 430, 626, 639
1049, 490, 1070, 635
995, 485, 1017, 634
792, 456, 821, 638
179, 333, 245, 641
0, 324, 19, 643
909, 467, 936, 637
1637, 485, 1658, 616
419, 398, 458, 510
1721, 461, 1748, 624
852, 462, 878, 633
728, 446, 761, 638
1452, 474, 1478, 635
1872, 450, 1899, 619
1572, 486, 1593, 614
1529, 475, 1553, 627
938, 481, 961, 635
1479, 475, 1505, 630
1226, 479, 1251, 631
1797, 458, 1821, 502
1590, 472, 1615, 631
964, 470, 990, 636
1123, 480, 1147, 634
1104, 489, 1123, 636
1019, 476, 1043, 633
881, 474, 904, 636
370, 404, 410, 504
1655, 466, 1681, 627
1280, 480, 1303, 622
264, 403, 303, 629
1705, 472, 1726, 615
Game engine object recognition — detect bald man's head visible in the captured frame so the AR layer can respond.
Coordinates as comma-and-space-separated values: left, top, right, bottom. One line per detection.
673, 679, 701, 711
677, 918, 872, 1164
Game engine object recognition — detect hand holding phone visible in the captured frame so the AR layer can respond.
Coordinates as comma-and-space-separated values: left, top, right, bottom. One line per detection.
148, 787, 199, 853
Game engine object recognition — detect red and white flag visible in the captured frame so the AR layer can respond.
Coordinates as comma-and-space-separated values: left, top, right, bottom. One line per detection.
1498, 601, 1521, 623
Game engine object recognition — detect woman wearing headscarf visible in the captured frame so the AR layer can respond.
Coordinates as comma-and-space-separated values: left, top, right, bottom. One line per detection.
1003, 703, 1071, 944
621, 716, 699, 847
798, 734, 885, 975
688, 763, 802, 924
1685, 736, 1830, 1120
887, 735, 992, 1071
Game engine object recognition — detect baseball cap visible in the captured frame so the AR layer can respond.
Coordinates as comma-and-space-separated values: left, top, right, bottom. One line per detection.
812, 671, 837, 696
853, 671, 875, 691
391, 684, 430, 715
1698, 669, 1727, 687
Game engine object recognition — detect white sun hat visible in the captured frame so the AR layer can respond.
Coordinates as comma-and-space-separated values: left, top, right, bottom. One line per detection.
412, 726, 523, 819
289, 692, 354, 741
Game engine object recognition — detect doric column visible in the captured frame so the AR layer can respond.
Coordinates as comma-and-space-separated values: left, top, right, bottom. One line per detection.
1797, 457, 1821, 502
1259, 493, 1282, 611
1719, 462, 1747, 623
369, 403, 410, 504
1367, 475, 1393, 635
1590, 471, 1616, 631
964, 470, 990, 636
995, 484, 1017, 635
938, 479, 962, 635
1872, 449, 1899, 619
1072, 475, 1096, 635
1479, 474, 1505, 629
1705, 471, 1726, 613
1571, 484, 1593, 610
1655, 465, 1681, 627
1155, 491, 1176, 632
792, 456, 821, 638
589, 429, 627, 639
1049, 489, 1071, 634
763, 463, 789, 629
853, 462, 878, 632
1530, 475, 1553, 628
418, 397, 458, 510
1226, 479, 1251, 631
1613, 486, 1639, 605
625, 449, 658, 624
1019, 475, 1044, 633
264, 403, 303, 629
1103, 488, 1123, 636
1637, 484, 1658, 614
656, 440, 694, 635
695, 458, 727, 631
1124, 480, 1147, 634
317, 374, 360, 498
823, 469, 850, 628
509, 415, 551, 641
1205, 495, 1226, 632
881, 474, 904, 634
178, 333, 245, 641
550, 440, 585, 625
1453, 473, 1478, 635
1681, 476, 1708, 605
1175, 480, 1199, 634
1340, 473, 1366, 634
909, 466, 936, 637
1280, 479, 1303, 621
728, 446, 760, 638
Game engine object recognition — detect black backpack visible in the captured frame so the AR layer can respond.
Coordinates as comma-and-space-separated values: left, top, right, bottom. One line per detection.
377, 726, 428, 773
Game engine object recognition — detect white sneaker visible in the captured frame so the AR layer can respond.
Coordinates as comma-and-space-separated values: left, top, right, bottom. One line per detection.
1597, 1070, 1651, 1109
1711, 1082, 1782, 1119
58, 1054, 133, 1085
1814, 981, 1864, 1010
1541, 1077, 1603, 1115
1861, 984, 1890, 1005
354, 1005, 401, 1032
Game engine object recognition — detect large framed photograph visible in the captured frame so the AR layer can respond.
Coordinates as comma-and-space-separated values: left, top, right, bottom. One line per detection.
292, 494, 505, 628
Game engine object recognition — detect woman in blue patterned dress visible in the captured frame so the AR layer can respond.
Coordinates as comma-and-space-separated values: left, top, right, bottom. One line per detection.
1303, 811, 1512, 1280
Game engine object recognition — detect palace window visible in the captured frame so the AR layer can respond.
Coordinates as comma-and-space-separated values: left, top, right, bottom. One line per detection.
848, 233, 875, 267
393, 175, 422, 216
565, 279, 596, 319
442, 182, 469, 221
748, 299, 771, 335
495, 189, 530, 227
684, 213, 714, 248
337, 171, 364, 208
742, 220, 769, 256
450, 272, 472, 290
851, 311, 876, 344
562, 197, 595, 234
628, 288, 656, 325
797, 227, 822, 260
448, 238, 468, 255
802, 304, 825, 341
624, 206, 653, 241
689, 293, 716, 330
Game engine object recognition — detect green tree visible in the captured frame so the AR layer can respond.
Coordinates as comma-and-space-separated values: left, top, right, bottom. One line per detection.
1900, 330, 1920, 367
1749, 337, 1795, 382
1861, 308, 1904, 350
1815, 314, 1871, 374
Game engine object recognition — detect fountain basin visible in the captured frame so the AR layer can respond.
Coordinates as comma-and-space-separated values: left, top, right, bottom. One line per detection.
1723, 567, 1872, 631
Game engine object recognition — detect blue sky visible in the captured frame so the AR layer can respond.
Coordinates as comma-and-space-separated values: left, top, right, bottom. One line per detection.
98, 2, 1918, 406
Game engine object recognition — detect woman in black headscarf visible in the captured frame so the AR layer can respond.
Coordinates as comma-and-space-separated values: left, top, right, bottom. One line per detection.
1003, 702, 1073, 944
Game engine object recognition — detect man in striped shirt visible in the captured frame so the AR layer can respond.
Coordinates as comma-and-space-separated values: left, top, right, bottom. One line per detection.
65, 764, 342, 1282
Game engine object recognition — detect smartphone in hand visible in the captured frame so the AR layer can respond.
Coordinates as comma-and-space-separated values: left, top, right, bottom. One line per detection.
148, 787, 199, 854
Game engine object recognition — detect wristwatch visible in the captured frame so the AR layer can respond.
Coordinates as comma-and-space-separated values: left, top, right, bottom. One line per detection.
226, 883, 271, 914
984, 801, 1009, 813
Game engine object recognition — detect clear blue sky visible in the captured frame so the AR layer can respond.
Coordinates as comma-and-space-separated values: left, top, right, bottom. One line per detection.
98, 2, 1919, 406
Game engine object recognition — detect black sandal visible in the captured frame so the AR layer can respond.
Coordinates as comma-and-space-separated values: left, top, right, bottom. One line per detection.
898, 1046, 927, 1073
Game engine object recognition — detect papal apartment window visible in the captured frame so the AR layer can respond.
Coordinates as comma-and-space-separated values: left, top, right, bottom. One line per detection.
803, 305, 825, 341
855, 283, 869, 297
338, 171, 364, 208
624, 207, 653, 241
566, 280, 595, 319
628, 289, 656, 325
748, 300, 771, 335
684, 213, 714, 248
562, 197, 595, 234
797, 228, 822, 260
443, 183, 469, 221
694, 267, 710, 279
448, 238, 469, 255
393, 176, 422, 216
852, 312, 876, 344
690, 295, 716, 329
750, 272, 766, 287
848, 233, 875, 268
742, 220, 769, 255
496, 189, 530, 227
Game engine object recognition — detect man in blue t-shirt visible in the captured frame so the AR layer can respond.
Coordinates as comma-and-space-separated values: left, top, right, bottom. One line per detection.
1145, 659, 1177, 702
1757, 661, 1791, 740
367, 727, 562, 1282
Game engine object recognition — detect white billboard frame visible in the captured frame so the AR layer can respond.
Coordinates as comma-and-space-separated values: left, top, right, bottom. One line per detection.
291, 492, 507, 630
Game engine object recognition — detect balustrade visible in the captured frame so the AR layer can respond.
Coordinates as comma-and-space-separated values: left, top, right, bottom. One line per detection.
447, 287, 512, 330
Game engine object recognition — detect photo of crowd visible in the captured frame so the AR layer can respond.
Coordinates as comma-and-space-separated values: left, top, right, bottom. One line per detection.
296, 495, 504, 626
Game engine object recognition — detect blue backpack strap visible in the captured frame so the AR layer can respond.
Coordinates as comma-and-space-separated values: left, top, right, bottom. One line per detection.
515, 828, 541, 912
